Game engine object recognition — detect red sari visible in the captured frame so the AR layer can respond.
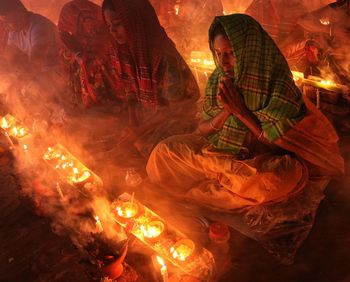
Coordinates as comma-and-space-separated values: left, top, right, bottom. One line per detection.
107, 0, 198, 109
106, 0, 199, 156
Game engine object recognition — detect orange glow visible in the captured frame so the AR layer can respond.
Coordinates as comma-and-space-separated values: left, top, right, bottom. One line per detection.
43, 144, 103, 189
71, 170, 92, 184
116, 202, 138, 218
291, 70, 304, 82
141, 221, 164, 239
320, 18, 330, 25
190, 51, 215, 70
1, 117, 9, 129
95, 215, 104, 232
170, 239, 195, 262
44, 147, 62, 161
174, 4, 179, 15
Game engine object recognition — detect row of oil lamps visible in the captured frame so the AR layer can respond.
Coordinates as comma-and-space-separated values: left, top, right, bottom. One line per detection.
112, 196, 196, 263
109, 193, 215, 280
1, 114, 100, 189
0, 113, 215, 280
189, 53, 347, 95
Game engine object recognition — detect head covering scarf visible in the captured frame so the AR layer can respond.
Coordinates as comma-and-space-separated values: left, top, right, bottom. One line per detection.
204, 14, 306, 153
106, 0, 178, 108
58, 0, 111, 54
58, 0, 113, 107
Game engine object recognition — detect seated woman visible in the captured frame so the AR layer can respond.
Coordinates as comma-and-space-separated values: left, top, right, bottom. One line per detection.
102, 0, 199, 158
58, 0, 120, 109
147, 14, 344, 210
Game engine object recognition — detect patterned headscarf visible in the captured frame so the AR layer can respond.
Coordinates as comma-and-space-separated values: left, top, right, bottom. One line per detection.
105, 0, 178, 107
204, 14, 306, 153
58, 0, 113, 107
58, 0, 110, 53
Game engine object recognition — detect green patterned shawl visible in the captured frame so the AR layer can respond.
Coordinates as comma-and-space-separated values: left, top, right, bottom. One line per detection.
203, 14, 306, 153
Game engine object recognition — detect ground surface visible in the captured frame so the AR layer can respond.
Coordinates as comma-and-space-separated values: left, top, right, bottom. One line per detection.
1, 131, 350, 282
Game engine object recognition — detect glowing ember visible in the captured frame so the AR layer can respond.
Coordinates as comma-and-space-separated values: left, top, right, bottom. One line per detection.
170, 239, 195, 262
116, 202, 138, 218
141, 221, 164, 239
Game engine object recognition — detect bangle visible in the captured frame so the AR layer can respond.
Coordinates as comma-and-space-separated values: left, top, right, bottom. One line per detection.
210, 120, 221, 131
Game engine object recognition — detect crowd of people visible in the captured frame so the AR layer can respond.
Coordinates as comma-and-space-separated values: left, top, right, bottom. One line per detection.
0, 0, 347, 262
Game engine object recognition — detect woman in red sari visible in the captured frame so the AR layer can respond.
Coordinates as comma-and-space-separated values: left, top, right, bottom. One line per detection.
102, 0, 199, 157
58, 0, 119, 108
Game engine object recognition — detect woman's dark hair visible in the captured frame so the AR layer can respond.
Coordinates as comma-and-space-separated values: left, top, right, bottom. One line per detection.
102, 0, 116, 21
209, 23, 228, 43
0, 0, 26, 16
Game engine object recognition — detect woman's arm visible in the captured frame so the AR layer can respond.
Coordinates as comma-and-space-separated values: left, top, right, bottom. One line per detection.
197, 110, 231, 137
218, 78, 269, 143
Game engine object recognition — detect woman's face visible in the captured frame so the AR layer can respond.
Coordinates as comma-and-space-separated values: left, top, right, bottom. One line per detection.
213, 34, 235, 76
104, 8, 128, 45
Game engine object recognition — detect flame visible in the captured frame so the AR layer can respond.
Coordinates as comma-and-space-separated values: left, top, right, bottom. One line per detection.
320, 79, 336, 86
11, 126, 27, 138
116, 202, 138, 218
140, 221, 164, 238
291, 70, 304, 82
71, 170, 92, 184
23, 144, 28, 151
156, 256, 165, 267
174, 4, 179, 15
95, 215, 100, 222
12, 127, 18, 136
189, 51, 215, 70
320, 17, 330, 26
1, 117, 9, 129
170, 239, 195, 262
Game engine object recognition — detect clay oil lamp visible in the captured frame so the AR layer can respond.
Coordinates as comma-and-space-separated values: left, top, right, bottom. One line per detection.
116, 202, 139, 219
140, 220, 165, 240
44, 147, 63, 163
70, 168, 93, 187
11, 126, 29, 139
170, 239, 195, 262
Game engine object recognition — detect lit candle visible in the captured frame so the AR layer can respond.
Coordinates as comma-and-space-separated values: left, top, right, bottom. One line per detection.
56, 182, 65, 200
95, 216, 104, 233
4, 132, 14, 149
156, 256, 169, 282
